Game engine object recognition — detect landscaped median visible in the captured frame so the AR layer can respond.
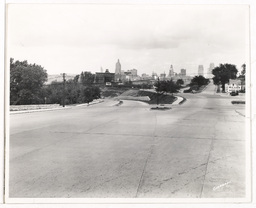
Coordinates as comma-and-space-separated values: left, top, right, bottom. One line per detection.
118, 89, 177, 105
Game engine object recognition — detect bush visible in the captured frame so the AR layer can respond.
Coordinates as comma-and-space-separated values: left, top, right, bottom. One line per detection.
190, 76, 209, 87
183, 89, 192, 93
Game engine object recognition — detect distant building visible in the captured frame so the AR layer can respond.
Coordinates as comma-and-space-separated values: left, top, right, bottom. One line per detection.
124, 69, 138, 81
152, 72, 158, 80
115, 59, 122, 82
46, 74, 76, 84
127, 69, 137, 76
237, 77, 245, 92
170, 75, 192, 86
132, 79, 154, 86
209, 63, 215, 71
206, 63, 214, 78
225, 79, 242, 93
168, 65, 174, 77
180, 69, 186, 76
160, 72, 166, 80
95, 69, 115, 84
141, 73, 151, 80
198, 65, 204, 76
115, 59, 121, 74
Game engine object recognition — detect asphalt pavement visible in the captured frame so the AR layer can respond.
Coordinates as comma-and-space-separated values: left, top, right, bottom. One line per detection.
8, 82, 247, 199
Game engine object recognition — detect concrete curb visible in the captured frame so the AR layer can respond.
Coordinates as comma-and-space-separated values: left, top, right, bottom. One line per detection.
172, 96, 185, 105
10, 99, 105, 114
75, 100, 104, 107
178, 96, 187, 105
10, 106, 71, 115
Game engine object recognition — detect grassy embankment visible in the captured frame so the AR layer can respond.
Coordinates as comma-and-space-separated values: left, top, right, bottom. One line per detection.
10, 104, 60, 111
118, 89, 177, 105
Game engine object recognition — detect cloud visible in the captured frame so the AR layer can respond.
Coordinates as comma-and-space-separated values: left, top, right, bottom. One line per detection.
7, 4, 249, 75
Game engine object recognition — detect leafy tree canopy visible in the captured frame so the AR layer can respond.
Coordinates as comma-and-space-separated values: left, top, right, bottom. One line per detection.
10, 58, 48, 105
190, 76, 209, 87
176, 79, 184, 86
80, 71, 95, 86
241, 64, 246, 76
212, 63, 238, 91
154, 79, 180, 94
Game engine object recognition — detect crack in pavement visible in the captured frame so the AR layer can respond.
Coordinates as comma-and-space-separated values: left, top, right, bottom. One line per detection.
135, 111, 158, 197
171, 175, 205, 195
199, 121, 217, 198
235, 110, 245, 117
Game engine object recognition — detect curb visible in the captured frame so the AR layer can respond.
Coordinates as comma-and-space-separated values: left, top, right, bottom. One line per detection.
10, 106, 71, 115
10, 100, 105, 114
172, 96, 184, 105
76, 100, 104, 107
178, 96, 187, 105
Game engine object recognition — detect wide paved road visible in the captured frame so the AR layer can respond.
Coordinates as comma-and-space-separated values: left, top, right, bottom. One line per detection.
8, 82, 247, 199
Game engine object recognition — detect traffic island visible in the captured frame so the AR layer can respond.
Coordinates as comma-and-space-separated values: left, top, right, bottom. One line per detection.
231, 100, 245, 104
115, 100, 123, 106
150, 106, 172, 110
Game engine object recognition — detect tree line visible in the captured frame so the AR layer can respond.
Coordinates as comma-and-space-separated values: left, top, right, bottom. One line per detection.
10, 58, 244, 105
10, 58, 101, 105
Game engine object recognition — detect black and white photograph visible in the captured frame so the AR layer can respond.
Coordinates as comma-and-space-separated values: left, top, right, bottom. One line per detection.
3, 1, 254, 205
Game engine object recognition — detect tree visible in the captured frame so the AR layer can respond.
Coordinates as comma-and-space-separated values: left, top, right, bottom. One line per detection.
212, 63, 238, 92
10, 58, 48, 105
154, 79, 179, 95
176, 79, 184, 86
241, 64, 246, 76
190, 76, 209, 87
44, 73, 101, 105
239, 63, 246, 79
79, 86, 101, 104
80, 71, 95, 86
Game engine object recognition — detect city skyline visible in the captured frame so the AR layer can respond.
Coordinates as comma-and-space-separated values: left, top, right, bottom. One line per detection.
7, 4, 249, 76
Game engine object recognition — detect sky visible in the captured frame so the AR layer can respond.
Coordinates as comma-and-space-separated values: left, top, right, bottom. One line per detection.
7, 4, 249, 76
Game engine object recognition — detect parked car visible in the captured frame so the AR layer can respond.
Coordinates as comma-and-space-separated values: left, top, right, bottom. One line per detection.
230, 91, 239, 96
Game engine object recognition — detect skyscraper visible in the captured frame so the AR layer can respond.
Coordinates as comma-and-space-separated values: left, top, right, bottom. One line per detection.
180, 69, 186, 76
115, 59, 122, 81
168, 65, 174, 77
206, 63, 215, 78
209, 63, 215, 74
198, 65, 204, 76
115, 59, 121, 75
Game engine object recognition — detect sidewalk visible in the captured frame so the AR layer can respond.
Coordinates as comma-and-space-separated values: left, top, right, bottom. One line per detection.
10, 99, 105, 114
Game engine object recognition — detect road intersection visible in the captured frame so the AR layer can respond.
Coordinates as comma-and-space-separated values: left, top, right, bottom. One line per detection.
8, 81, 247, 199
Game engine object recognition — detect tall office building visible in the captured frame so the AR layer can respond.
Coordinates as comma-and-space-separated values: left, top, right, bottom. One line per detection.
198, 65, 204, 76
209, 63, 215, 74
206, 63, 215, 78
168, 65, 174, 77
127, 69, 137, 76
180, 69, 186, 76
115, 59, 122, 81
115, 59, 121, 74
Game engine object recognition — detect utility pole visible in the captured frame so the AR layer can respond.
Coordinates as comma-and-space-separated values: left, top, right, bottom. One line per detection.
157, 77, 160, 106
61, 73, 66, 107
